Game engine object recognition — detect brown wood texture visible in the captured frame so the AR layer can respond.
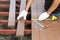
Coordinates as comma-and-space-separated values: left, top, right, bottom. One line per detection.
16, 0, 26, 37
31, 0, 60, 40
0, 29, 31, 34
31, 0, 40, 40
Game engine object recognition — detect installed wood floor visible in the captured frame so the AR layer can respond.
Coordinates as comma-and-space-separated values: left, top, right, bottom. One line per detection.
35, 17, 60, 40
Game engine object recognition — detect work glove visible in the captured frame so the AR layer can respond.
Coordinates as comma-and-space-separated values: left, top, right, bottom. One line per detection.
39, 12, 49, 21
17, 10, 28, 20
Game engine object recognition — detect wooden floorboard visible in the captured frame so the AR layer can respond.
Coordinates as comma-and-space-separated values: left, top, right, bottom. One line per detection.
8, 0, 16, 27
16, 0, 26, 37
0, 20, 31, 25
39, 27, 48, 40
38, 18, 60, 40
32, 21, 40, 40
31, 0, 40, 40
0, 0, 20, 3
0, 12, 30, 16
0, 5, 20, 8
0, 29, 31, 34
52, 18, 60, 40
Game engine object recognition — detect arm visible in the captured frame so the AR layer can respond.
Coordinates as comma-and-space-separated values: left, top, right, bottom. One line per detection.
17, 0, 34, 20
39, 0, 59, 21
47, 0, 59, 15
25, 0, 34, 11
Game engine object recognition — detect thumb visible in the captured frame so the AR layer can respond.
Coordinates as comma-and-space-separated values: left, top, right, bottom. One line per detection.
17, 15, 23, 20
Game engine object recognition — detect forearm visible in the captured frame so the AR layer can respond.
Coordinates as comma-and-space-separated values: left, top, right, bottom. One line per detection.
25, 0, 34, 11
47, 0, 59, 15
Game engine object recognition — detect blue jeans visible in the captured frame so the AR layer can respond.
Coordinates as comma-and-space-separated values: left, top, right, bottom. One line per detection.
50, 12, 60, 17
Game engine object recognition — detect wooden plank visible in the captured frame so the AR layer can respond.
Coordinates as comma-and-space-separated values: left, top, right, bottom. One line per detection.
16, 0, 26, 37
32, 21, 40, 40
39, 28, 48, 40
0, 0, 10, 3
31, 0, 48, 40
31, 0, 45, 28
37, 0, 45, 17
0, 0, 20, 3
0, 20, 8, 24
45, 21, 57, 40
0, 12, 18, 16
0, 5, 19, 8
39, 21, 58, 40
37, 0, 56, 40
8, 0, 16, 27
53, 19, 60, 40
0, 12, 30, 16
0, 29, 31, 34
37, 0, 48, 40
0, 5, 9, 8
16, 20, 25, 37
37, 0, 45, 28
0, 12, 8, 16
31, 0, 40, 40
31, 0, 38, 19
0, 20, 31, 25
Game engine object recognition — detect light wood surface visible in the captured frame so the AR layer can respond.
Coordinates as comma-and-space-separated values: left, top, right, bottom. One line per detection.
31, 0, 60, 40
16, 0, 26, 37
8, 0, 16, 27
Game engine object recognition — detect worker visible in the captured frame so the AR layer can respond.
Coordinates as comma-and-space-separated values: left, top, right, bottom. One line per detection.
43, 0, 60, 20
17, 0, 60, 21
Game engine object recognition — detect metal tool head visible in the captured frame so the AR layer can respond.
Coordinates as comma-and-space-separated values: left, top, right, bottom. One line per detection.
32, 18, 45, 28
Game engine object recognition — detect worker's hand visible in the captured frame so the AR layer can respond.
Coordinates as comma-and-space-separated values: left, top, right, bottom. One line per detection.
17, 10, 28, 20
39, 12, 49, 21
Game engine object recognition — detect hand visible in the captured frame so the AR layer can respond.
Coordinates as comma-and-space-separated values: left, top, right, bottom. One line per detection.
39, 12, 49, 21
17, 10, 28, 20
